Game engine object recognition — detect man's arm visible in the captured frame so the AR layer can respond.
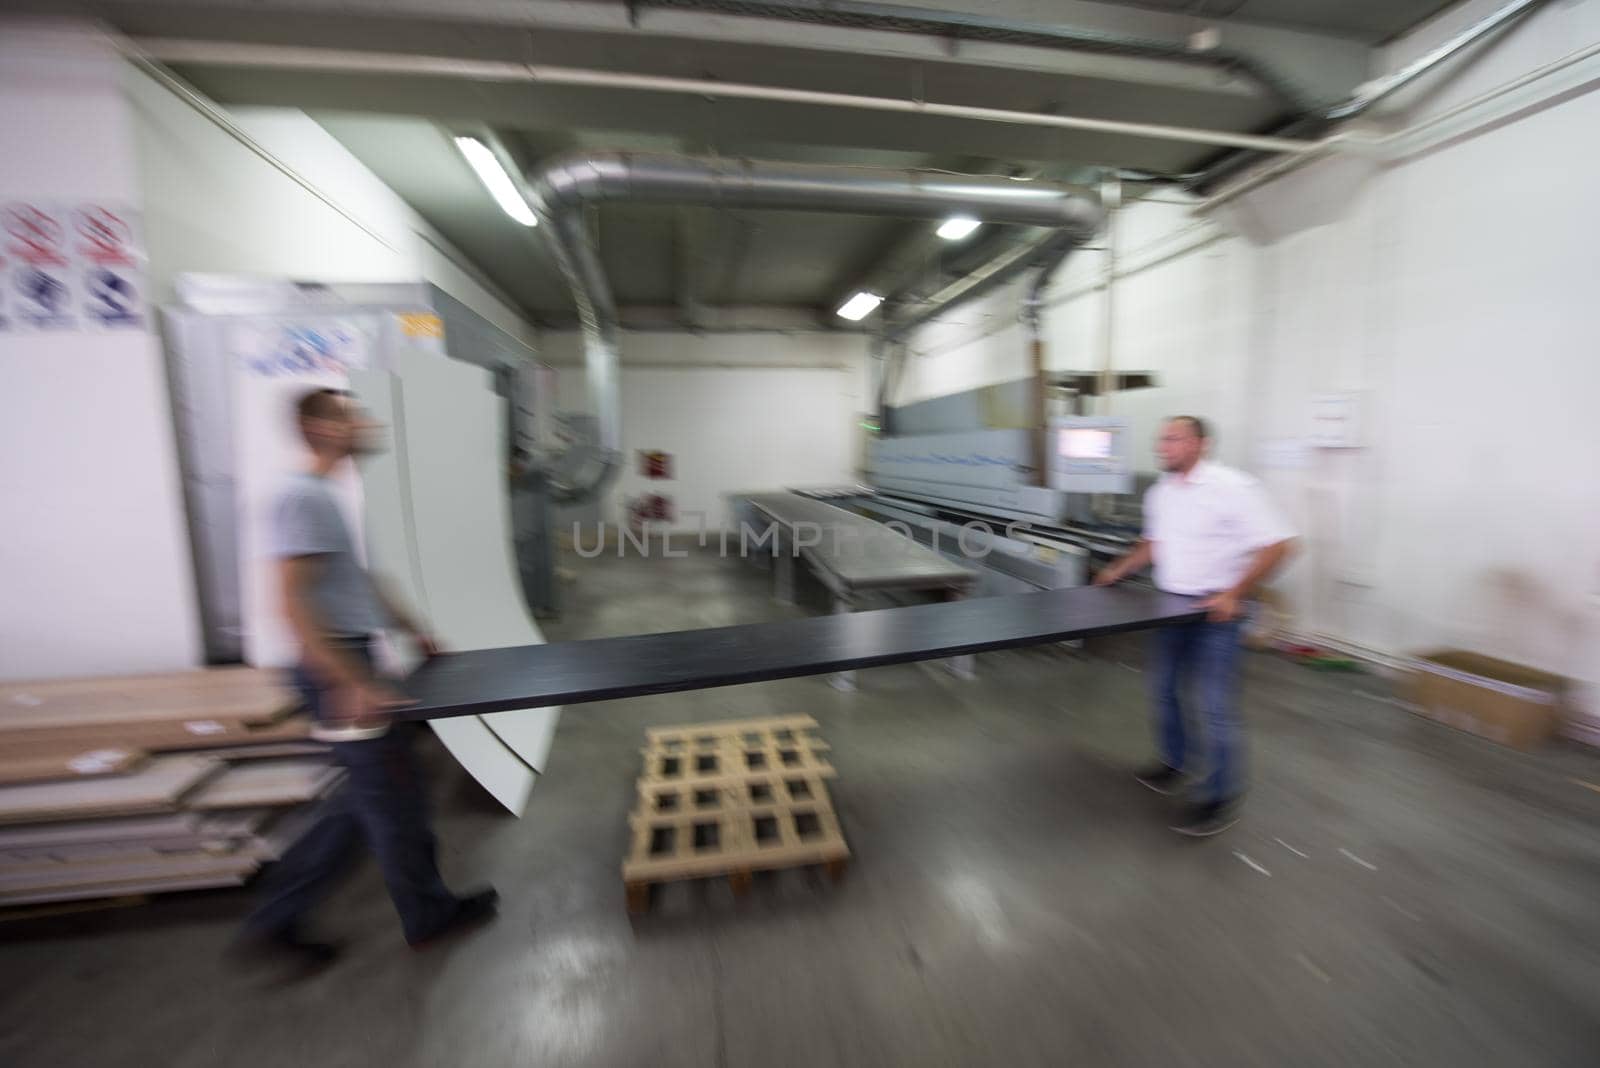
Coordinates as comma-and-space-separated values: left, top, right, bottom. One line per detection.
280, 557, 408, 722
1093, 538, 1154, 586
1200, 538, 1296, 622
369, 576, 440, 658
1202, 476, 1298, 621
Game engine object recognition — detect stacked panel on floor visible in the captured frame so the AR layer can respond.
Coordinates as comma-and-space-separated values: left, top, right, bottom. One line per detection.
623, 715, 850, 912
0, 669, 335, 907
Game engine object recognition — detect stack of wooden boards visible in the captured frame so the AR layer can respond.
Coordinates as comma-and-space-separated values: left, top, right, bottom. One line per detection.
0, 669, 338, 907
623, 715, 850, 913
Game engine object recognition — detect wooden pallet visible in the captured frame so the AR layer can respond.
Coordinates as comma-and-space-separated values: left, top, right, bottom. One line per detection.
623, 716, 849, 913
639, 715, 836, 785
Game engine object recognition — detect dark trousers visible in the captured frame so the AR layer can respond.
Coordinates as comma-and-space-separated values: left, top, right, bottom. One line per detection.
1150, 616, 1245, 805
244, 643, 459, 943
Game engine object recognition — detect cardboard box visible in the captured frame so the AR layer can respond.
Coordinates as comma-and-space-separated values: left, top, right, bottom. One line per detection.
1408, 650, 1566, 750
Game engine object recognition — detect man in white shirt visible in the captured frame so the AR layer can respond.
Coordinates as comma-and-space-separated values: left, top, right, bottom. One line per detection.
1095, 416, 1296, 836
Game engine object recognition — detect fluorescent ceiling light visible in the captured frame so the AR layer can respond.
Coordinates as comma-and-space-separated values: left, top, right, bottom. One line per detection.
836, 291, 883, 321
454, 136, 536, 227
936, 216, 981, 241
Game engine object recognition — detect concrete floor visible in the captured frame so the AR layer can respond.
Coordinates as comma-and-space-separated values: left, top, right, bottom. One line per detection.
4, 547, 1600, 1066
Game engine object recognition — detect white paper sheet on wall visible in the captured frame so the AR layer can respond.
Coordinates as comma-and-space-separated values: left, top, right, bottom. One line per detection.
1257, 437, 1311, 470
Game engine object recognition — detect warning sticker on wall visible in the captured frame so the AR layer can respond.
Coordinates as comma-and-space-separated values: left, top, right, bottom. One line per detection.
73, 204, 147, 331
639, 450, 673, 479
0, 201, 148, 333
3, 203, 76, 331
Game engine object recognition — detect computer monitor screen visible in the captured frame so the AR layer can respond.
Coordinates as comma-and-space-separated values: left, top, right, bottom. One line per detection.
1060, 428, 1114, 460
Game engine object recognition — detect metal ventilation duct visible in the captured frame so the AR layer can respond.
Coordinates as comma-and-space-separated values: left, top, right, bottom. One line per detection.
636, 0, 1315, 114
526, 151, 1104, 500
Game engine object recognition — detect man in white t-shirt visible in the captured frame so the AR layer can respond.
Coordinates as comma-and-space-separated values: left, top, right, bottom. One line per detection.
1095, 416, 1296, 836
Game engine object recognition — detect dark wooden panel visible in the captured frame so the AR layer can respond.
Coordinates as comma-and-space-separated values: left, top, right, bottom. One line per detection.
400, 585, 1200, 720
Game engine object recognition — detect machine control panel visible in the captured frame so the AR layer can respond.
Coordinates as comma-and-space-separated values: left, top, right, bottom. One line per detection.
1047, 417, 1133, 494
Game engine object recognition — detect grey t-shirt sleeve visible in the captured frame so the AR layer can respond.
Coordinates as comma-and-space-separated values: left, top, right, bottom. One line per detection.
271, 485, 343, 559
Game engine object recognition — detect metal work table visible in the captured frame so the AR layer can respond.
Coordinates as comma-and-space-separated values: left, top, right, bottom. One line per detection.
741, 491, 979, 689
400, 585, 1202, 720
743, 492, 976, 594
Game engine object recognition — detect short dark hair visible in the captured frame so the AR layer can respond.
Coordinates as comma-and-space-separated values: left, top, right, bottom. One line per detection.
1168, 415, 1210, 441
295, 388, 351, 446
295, 388, 350, 424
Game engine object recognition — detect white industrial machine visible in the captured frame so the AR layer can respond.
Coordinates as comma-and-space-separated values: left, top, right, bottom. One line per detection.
161, 276, 557, 814
163, 278, 437, 664
867, 428, 1060, 520
841, 379, 1154, 594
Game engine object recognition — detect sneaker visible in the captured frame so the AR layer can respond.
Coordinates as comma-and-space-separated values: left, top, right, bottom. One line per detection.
1169, 800, 1240, 837
408, 887, 500, 949
1134, 763, 1185, 795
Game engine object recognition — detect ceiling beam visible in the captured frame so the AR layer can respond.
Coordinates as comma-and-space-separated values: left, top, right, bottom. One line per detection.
69, 0, 1374, 105
139, 39, 1319, 154
636, 0, 1316, 111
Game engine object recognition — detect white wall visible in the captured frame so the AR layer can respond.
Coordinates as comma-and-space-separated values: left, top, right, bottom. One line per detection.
901, 200, 1261, 481
1, 17, 547, 682
545, 331, 872, 531
895, 0, 1600, 724
0, 22, 203, 680
126, 77, 536, 347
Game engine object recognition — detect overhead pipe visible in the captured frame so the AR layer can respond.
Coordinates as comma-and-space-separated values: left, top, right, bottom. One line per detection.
130, 38, 1318, 155
532, 153, 1108, 229
1021, 248, 1069, 487
1192, 0, 1550, 192
1326, 0, 1549, 120
882, 229, 1091, 344
637, 0, 1316, 114
128, 35, 1118, 490
1095, 179, 1123, 414
1014, 178, 1121, 484
871, 224, 1094, 437
523, 154, 1102, 485
529, 201, 625, 503
868, 334, 892, 437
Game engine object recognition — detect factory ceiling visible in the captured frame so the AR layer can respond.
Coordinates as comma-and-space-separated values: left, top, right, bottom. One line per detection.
27, 0, 1469, 329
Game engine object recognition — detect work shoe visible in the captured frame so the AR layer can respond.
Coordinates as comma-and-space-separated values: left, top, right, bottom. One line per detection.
408, 887, 500, 949
1169, 800, 1240, 837
229, 925, 342, 972
1134, 763, 1185, 795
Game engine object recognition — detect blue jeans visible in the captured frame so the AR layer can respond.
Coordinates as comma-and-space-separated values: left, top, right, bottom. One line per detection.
1150, 617, 1245, 804
243, 640, 460, 943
